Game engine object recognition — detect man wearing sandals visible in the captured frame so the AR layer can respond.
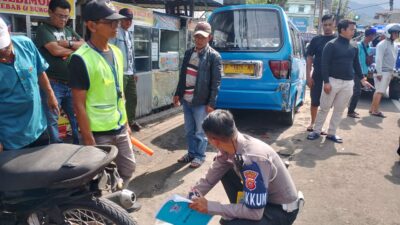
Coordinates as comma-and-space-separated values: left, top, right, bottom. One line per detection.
189, 110, 301, 225
173, 22, 222, 168
307, 20, 372, 143
306, 14, 336, 132
369, 23, 400, 118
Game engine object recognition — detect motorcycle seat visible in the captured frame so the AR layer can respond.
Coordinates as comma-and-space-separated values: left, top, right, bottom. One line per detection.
0, 144, 117, 191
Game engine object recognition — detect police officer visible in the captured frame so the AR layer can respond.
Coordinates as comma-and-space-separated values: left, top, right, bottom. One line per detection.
189, 110, 301, 225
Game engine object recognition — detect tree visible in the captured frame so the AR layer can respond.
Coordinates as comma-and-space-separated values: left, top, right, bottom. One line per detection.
246, 0, 287, 7
331, 0, 351, 21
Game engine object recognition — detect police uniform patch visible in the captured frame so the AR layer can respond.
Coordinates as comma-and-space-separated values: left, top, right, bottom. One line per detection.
241, 161, 268, 209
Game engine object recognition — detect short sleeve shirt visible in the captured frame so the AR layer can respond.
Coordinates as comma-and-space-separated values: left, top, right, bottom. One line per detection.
35, 23, 81, 81
0, 36, 49, 150
306, 34, 336, 76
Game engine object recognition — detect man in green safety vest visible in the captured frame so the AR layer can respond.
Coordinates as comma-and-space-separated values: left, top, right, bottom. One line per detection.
68, 1, 139, 211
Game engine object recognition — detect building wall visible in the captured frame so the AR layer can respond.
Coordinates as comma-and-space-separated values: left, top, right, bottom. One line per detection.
285, 0, 315, 32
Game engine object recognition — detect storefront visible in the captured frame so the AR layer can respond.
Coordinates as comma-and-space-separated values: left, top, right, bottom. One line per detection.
0, 0, 76, 37
1, 0, 198, 118
113, 2, 185, 117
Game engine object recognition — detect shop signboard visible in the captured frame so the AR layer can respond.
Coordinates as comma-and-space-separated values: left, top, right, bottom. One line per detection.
153, 12, 180, 31
291, 17, 308, 32
0, 0, 75, 18
113, 1, 153, 27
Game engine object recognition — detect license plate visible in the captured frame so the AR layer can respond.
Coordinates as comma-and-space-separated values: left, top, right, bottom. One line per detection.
223, 64, 254, 75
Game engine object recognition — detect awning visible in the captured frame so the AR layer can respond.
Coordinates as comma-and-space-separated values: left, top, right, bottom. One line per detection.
115, 0, 223, 10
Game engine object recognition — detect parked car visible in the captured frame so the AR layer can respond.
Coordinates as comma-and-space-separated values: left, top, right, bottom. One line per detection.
208, 4, 307, 125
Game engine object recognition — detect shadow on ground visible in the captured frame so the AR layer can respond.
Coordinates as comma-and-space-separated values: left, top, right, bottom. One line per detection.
150, 125, 186, 151
231, 109, 292, 143
130, 162, 195, 197
291, 137, 360, 168
384, 161, 400, 185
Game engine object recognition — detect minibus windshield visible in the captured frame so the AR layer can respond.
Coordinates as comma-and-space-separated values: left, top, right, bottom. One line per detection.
209, 9, 282, 51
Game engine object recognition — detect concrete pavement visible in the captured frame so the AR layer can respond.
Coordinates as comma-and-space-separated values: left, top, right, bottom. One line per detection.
128, 93, 400, 225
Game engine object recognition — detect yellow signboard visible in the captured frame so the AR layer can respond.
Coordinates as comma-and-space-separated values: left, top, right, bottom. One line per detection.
112, 1, 154, 27
0, 0, 75, 19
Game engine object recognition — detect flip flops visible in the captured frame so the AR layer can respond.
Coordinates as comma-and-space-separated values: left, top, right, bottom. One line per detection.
307, 132, 320, 140
189, 158, 204, 168
306, 127, 327, 136
177, 154, 194, 163
370, 111, 386, 118
326, 135, 343, 143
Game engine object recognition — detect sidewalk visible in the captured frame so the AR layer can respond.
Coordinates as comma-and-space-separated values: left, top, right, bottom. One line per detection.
135, 106, 182, 128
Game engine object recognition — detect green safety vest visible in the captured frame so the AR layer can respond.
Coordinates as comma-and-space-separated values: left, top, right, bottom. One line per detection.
73, 43, 127, 131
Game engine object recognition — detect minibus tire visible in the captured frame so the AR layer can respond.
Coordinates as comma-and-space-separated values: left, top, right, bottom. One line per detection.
281, 98, 296, 126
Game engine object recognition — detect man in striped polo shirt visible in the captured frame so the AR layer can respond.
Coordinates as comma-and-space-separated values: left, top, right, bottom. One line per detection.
173, 22, 222, 168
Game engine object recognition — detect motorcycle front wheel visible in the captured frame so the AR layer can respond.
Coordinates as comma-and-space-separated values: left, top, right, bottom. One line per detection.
58, 197, 137, 225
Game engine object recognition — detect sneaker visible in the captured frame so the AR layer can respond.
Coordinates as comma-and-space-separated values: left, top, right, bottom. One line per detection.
130, 122, 142, 132
347, 112, 360, 118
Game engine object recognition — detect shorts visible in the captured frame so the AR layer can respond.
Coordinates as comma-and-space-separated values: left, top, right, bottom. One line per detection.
374, 71, 392, 94
310, 77, 323, 107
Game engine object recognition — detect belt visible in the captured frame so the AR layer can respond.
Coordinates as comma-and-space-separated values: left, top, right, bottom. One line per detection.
281, 191, 304, 213
49, 78, 69, 85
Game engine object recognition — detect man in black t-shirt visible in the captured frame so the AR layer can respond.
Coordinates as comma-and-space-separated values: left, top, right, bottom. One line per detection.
305, 14, 336, 132
35, 0, 84, 144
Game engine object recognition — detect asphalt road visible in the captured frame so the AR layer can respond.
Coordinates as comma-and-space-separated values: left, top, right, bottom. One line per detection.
128, 93, 400, 225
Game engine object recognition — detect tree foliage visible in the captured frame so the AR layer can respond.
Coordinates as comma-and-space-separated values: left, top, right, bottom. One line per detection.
331, 0, 352, 20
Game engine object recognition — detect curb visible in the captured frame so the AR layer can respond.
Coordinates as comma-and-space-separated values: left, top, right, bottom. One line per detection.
135, 106, 183, 127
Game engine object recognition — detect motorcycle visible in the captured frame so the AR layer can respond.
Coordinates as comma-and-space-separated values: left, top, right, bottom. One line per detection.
389, 70, 400, 99
0, 143, 138, 225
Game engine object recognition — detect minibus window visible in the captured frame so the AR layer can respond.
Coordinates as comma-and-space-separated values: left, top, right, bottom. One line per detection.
209, 9, 282, 51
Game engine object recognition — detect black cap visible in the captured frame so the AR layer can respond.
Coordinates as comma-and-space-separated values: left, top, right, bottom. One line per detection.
83, 0, 125, 21
119, 8, 133, 20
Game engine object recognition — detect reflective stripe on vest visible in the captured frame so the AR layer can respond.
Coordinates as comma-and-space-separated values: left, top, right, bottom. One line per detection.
73, 43, 127, 131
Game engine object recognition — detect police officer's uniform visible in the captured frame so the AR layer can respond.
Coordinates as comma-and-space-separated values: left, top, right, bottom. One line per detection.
193, 132, 301, 225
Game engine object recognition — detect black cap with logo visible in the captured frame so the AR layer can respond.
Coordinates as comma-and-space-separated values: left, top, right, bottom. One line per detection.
119, 8, 133, 20
83, 0, 125, 21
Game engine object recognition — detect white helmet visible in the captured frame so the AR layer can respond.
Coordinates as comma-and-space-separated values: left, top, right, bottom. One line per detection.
384, 23, 400, 38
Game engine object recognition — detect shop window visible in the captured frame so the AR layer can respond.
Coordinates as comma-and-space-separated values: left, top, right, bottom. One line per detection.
134, 26, 152, 73
159, 29, 179, 71
298, 5, 305, 13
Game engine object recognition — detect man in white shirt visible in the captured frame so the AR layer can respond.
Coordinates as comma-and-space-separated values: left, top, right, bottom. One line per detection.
369, 23, 400, 118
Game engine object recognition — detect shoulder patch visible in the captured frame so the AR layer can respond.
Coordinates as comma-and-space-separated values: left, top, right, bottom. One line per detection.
241, 161, 268, 209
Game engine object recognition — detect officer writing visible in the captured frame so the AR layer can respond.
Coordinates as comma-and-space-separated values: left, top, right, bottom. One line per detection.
189, 110, 301, 225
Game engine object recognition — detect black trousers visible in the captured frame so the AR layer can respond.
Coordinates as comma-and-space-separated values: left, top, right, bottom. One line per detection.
220, 169, 298, 225
4, 131, 49, 150
348, 75, 362, 113
23, 131, 50, 149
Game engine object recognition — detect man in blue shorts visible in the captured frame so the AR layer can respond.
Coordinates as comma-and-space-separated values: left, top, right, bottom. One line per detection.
306, 14, 336, 132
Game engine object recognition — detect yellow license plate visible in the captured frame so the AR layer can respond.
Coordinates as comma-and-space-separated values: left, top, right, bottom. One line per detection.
224, 64, 254, 75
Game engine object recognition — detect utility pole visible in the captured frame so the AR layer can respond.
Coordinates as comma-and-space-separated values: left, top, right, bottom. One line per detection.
336, 0, 342, 24
318, 0, 324, 34
313, 0, 317, 33
390, 0, 393, 11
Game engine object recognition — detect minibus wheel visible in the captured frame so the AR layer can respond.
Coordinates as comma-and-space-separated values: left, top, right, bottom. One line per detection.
281, 94, 296, 126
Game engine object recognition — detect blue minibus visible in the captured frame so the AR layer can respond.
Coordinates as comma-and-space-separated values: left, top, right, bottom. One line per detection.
208, 4, 307, 125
